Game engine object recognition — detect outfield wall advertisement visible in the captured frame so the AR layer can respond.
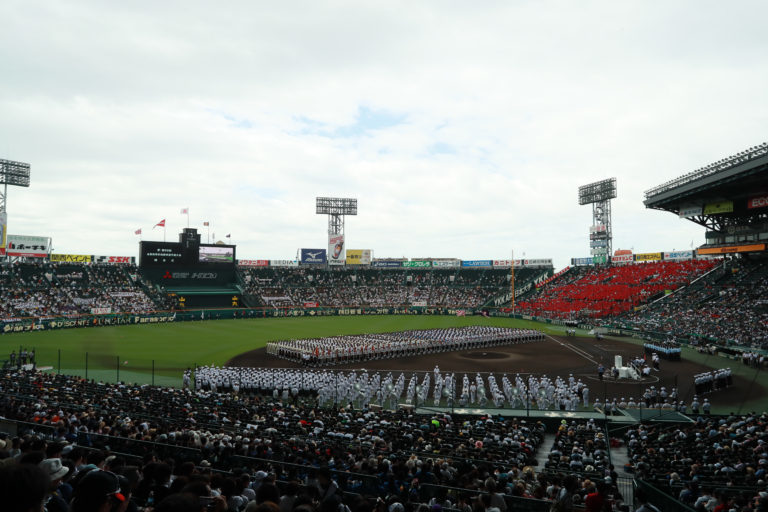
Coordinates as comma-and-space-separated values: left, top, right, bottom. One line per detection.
238, 259, 269, 267
461, 260, 493, 267
345, 249, 371, 265
402, 261, 431, 268
328, 234, 345, 266
300, 248, 327, 265
634, 252, 662, 262
5, 235, 51, 258
432, 259, 460, 268
372, 260, 402, 268
664, 251, 694, 261
50, 254, 93, 263
0, 212, 6, 256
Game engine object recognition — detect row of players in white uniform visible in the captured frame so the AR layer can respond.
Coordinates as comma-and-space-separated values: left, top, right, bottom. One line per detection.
265, 327, 544, 366
191, 365, 590, 410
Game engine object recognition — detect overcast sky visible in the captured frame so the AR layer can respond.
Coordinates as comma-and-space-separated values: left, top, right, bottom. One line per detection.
1, 1, 766, 269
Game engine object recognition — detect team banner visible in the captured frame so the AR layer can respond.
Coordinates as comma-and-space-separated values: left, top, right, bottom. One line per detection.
5, 235, 51, 258
748, 195, 768, 209
238, 259, 269, 267
432, 259, 460, 268
0, 211, 6, 255
679, 204, 703, 218
328, 234, 345, 265
664, 251, 694, 261
611, 253, 633, 263
270, 259, 299, 267
94, 255, 135, 264
461, 260, 493, 267
372, 260, 402, 268
402, 260, 431, 268
634, 252, 662, 262
50, 254, 93, 263
346, 249, 371, 265
703, 200, 734, 215
301, 248, 327, 265
698, 244, 765, 255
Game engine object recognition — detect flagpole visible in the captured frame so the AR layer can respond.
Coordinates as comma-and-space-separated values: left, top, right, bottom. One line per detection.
187, 210, 190, 228
164, 224, 166, 242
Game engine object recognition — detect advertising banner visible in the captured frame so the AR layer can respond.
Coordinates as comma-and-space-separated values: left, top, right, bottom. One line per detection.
523, 259, 554, 267
5, 235, 51, 258
698, 244, 766, 255
664, 251, 694, 261
90, 307, 112, 315
303, 302, 319, 308
346, 249, 372, 265
461, 260, 493, 267
372, 260, 402, 268
592, 255, 608, 264
402, 260, 432, 268
94, 255, 136, 264
611, 253, 634, 264
493, 260, 513, 267
270, 259, 299, 267
634, 252, 662, 262
571, 257, 594, 266
300, 248, 327, 265
50, 254, 93, 263
432, 259, 460, 268
238, 259, 269, 267
679, 204, 703, 218
0, 211, 6, 255
328, 234, 345, 265
590, 240, 608, 248
703, 200, 734, 215
747, 195, 768, 209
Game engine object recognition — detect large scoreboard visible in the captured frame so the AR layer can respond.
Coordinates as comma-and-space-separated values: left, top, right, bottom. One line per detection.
139, 229, 237, 287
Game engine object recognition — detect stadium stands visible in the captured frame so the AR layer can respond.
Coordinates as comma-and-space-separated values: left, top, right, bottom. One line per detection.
516, 259, 719, 320
0, 262, 162, 319
616, 258, 768, 349
237, 266, 544, 309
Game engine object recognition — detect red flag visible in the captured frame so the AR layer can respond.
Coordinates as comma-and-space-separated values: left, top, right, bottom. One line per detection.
180, 208, 189, 214
134, 228, 142, 235
154, 219, 166, 228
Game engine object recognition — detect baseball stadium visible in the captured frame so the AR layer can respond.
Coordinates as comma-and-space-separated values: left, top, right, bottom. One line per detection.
0, 142, 766, 512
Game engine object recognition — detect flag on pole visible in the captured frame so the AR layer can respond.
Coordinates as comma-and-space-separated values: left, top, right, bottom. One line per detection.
180, 208, 189, 214
203, 221, 209, 226
154, 219, 166, 228
135, 228, 142, 235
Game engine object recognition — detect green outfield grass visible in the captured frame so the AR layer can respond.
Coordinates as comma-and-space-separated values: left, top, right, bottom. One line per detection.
0, 315, 577, 386
2, 316, 764, 415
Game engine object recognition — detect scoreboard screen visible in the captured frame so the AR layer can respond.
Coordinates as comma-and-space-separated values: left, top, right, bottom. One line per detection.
140, 242, 185, 266
199, 245, 235, 264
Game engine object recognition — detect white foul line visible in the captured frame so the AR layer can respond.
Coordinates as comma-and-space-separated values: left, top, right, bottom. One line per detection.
545, 334, 597, 365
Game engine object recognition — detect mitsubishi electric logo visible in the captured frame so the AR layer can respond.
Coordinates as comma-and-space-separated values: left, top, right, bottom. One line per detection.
162, 271, 218, 280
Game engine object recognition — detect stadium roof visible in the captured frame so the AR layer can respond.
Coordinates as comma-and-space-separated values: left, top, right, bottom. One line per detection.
643, 142, 768, 231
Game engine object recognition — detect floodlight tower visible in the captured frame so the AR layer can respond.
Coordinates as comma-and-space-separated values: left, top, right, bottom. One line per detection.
0, 159, 31, 255
0, 159, 31, 213
578, 178, 617, 264
316, 197, 357, 237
